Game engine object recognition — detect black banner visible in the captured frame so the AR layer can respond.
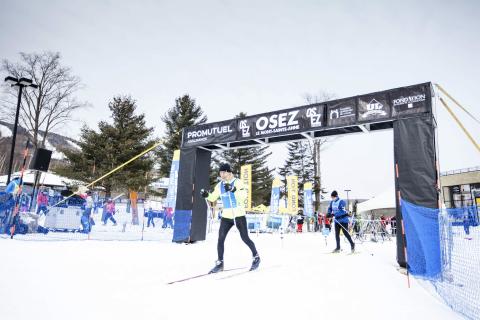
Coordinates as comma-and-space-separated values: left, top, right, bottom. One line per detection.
182, 120, 237, 148
391, 85, 428, 116
358, 93, 391, 122
238, 104, 324, 140
181, 83, 432, 148
327, 98, 356, 127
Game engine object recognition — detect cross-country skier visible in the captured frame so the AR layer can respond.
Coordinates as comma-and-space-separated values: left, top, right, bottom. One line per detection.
327, 190, 355, 253
201, 163, 260, 273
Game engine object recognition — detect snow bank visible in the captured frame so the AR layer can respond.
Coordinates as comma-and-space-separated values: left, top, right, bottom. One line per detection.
0, 229, 462, 320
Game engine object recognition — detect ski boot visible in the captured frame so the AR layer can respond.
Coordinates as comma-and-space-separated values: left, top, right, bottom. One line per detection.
250, 255, 261, 271
209, 260, 224, 274
351, 243, 355, 254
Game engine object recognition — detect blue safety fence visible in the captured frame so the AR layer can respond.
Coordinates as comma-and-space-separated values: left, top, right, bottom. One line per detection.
0, 192, 15, 234
0, 193, 174, 241
246, 214, 262, 232
266, 214, 283, 230
401, 199, 480, 320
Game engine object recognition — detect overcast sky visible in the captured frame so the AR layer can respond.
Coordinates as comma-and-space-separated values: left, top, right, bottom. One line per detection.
1, 0, 479, 199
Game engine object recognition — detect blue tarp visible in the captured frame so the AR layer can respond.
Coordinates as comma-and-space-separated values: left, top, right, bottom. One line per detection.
172, 210, 191, 242
401, 199, 442, 278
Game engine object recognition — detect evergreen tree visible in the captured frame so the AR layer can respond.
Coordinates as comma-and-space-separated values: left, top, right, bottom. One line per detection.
213, 113, 274, 206
58, 96, 155, 195
277, 160, 291, 199
278, 141, 314, 207
158, 95, 207, 177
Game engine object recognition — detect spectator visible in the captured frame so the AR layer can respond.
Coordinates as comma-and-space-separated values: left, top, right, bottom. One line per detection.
101, 199, 108, 222
324, 213, 331, 231
85, 191, 94, 216
20, 193, 30, 213
380, 214, 387, 236
103, 199, 117, 226
390, 216, 397, 235
305, 214, 311, 232
5, 176, 21, 196
313, 212, 319, 232
81, 191, 95, 233
297, 210, 305, 233
146, 207, 155, 228
162, 207, 174, 228
93, 192, 100, 214
36, 191, 49, 215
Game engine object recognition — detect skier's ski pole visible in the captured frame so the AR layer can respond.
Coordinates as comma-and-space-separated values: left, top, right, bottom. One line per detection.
204, 198, 212, 233
228, 189, 236, 227
224, 180, 237, 226
332, 216, 356, 248
333, 216, 352, 234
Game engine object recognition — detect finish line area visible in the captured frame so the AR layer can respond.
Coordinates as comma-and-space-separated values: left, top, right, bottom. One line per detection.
1, 82, 478, 320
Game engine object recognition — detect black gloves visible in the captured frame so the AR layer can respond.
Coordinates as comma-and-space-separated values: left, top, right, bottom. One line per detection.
224, 183, 236, 193
200, 189, 209, 198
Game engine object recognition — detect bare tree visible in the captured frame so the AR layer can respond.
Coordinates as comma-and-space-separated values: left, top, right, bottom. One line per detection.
303, 91, 337, 211
1, 51, 86, 148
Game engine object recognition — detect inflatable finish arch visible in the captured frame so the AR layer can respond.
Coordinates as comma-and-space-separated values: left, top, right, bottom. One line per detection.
173, 82, 439, 267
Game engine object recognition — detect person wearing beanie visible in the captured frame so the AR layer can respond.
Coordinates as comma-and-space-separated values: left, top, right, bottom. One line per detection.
327, 190, 355, 253
200, 163, 260, 273
297, 209, 305, 233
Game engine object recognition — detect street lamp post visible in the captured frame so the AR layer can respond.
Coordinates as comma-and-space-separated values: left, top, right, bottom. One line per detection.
344, 189, 351, 212
4, 76, 38, 185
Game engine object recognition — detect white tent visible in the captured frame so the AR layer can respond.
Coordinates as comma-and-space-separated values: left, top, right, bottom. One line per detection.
356, 188, 396, 214
0, 170, 80, 188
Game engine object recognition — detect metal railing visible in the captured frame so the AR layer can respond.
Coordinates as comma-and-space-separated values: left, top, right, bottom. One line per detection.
440, 166, 480, 176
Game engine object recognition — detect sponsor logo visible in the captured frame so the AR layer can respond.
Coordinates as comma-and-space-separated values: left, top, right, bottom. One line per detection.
255, 110, 300, 135
329, 106, 354, 120
330, 109, 339, 119
239, 120, 251, 138
392, 94, 425, 109
306, 108, 322, 127
186, 125, 233, 141
361, 99, 387, 118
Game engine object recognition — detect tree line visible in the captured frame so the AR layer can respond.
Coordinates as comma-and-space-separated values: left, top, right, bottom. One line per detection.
1, 51, 334, 207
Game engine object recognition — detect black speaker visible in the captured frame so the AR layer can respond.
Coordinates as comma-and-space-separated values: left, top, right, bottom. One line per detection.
30, 148, 52, 172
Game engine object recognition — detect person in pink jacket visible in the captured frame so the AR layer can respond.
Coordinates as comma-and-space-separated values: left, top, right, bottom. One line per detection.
103, 199, 117, 226
36, 191, 49, 215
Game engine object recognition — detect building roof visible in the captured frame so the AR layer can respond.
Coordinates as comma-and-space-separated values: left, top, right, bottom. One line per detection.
356, 188, 396, 213
0, 170, 82, 188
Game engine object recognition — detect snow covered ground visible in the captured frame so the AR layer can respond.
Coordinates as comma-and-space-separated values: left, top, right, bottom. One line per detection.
0, 227, 462, 320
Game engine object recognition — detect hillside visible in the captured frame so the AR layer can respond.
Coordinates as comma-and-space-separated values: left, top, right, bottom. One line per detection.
0, 121, 79, 174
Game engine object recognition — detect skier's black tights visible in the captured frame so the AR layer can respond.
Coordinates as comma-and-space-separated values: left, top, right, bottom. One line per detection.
217, 216, 258, 261
335, 222, 355, 250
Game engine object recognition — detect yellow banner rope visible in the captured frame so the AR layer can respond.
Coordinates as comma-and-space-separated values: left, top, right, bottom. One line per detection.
439, 97, 480, 154
49, 140, 163, 208
435, 83, 480, 125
